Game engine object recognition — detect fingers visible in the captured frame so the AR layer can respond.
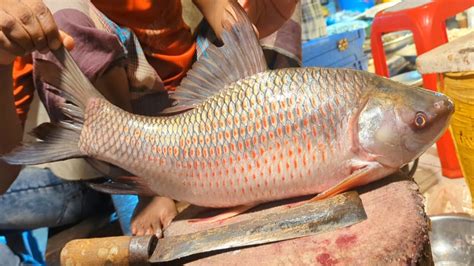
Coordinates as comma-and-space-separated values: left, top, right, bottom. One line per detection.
23, 0, 61, 50
154, 228, 163, 238
151, 220, 163, 238
131, 219, 147, 236
131, 222, 138, 235
161, 208, 176, 229
130, 196, 177, 238
4, 1, 48, 52
0, 0, 66, 62
131, 218, 163, 237
0, 9, 34, 53
0, 31, 25, 56
59, 30, 74, 50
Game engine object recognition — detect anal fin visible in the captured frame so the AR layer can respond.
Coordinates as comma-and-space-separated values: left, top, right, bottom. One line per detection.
87, 176, 155, 196
188, 204, 258, 224
86, 158, 133, 178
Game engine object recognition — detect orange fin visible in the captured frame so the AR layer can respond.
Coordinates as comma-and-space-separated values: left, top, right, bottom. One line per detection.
310, 169, 372, 201
286, 167, 373, 208
310, 162, 391, 202
188, 204, 257, 224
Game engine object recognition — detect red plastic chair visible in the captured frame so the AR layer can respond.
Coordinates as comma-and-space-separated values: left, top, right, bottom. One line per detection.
370, 0, 474, 178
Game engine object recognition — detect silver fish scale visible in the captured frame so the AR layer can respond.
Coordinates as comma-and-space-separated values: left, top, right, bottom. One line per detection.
79, 68, 369, 207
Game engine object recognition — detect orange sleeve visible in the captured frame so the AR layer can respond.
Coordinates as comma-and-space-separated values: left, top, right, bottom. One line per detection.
12, 56, 34, 124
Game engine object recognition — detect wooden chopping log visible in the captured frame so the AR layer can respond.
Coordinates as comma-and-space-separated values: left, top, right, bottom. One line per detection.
164, 171, 432, 265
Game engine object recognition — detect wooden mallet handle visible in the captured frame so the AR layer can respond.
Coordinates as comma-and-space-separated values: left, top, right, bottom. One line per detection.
60, 235, 156, 265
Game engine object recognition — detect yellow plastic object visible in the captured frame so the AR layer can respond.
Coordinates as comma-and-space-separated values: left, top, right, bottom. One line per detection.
441, 72, 474, 206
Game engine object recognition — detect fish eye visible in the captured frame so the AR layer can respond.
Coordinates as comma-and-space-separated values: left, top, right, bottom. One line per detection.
414, 112, 427, 128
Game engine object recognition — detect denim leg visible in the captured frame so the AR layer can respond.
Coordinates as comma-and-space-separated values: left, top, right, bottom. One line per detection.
0, 167, 110, 230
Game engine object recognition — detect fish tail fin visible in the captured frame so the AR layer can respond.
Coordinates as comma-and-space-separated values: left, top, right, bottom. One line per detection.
3, 122, 82, 165
41, 47, 105, 110
2, 47, 104, 165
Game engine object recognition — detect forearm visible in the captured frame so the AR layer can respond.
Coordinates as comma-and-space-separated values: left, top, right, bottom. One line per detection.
193, 0, 298, 39
192, 0, 230, 38
0, 64, 23, 194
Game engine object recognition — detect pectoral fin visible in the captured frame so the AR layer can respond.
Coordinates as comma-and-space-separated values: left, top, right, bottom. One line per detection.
310, 162, 393, 201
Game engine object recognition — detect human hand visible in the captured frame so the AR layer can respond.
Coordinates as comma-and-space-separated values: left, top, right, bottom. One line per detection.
0, 0, 74, 65
238, 0, 298, 38
193, 0, 297, 40
131, 196, 178, 237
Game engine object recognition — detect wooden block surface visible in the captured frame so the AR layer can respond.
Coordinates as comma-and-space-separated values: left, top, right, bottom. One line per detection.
163, 172, 432, 265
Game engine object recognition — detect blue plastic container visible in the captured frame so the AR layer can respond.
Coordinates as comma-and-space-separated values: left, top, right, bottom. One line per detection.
338, 0, 375, 12
302, 27, 367, 71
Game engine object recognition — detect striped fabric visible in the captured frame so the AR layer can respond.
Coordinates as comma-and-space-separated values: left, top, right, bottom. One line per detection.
301, 0, 327, 41
88, 5, 165, 99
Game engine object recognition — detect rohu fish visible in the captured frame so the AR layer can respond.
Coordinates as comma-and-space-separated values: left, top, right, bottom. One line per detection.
3, 2, 454, 213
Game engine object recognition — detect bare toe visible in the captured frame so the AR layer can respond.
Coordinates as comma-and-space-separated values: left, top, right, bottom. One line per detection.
151, 221, 163, 237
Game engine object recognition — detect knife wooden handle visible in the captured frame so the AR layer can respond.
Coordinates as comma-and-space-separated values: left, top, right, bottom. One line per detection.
60, 235, 156, 265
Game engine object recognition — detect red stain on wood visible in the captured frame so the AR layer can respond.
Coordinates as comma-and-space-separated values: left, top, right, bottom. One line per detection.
335, 234, 357, 249
316, 253, 338, 266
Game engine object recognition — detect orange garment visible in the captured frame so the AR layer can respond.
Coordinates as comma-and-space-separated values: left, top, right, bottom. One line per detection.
92, 0, 196, 90
12, 56, 34, 124
12, 0, 196, 123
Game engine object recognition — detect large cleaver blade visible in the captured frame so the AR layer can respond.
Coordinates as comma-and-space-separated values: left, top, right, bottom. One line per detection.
150, 191, 366, 263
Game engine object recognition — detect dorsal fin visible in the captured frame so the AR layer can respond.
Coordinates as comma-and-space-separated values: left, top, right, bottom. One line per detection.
163, 1, 267, 113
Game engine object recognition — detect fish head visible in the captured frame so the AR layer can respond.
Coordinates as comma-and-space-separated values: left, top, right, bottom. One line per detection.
357, 77, 454, 168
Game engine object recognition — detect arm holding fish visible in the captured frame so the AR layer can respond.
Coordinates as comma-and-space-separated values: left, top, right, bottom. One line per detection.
0, 0, 74, 193
0, 0, 56, 191
192, 0, 298, 39
0, 0, 74, 65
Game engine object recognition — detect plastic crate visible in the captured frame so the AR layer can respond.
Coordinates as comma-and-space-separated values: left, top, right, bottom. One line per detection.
302, 28, 367, 70
329, 53, 369, 71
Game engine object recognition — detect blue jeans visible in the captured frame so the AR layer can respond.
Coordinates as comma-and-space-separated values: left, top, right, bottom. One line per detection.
0, 167, 111, 264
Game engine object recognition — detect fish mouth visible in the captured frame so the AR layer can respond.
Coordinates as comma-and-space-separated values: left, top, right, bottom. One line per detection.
425, 97, 454, 147
446, 98, 455, 113
434, 98, 455, 115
